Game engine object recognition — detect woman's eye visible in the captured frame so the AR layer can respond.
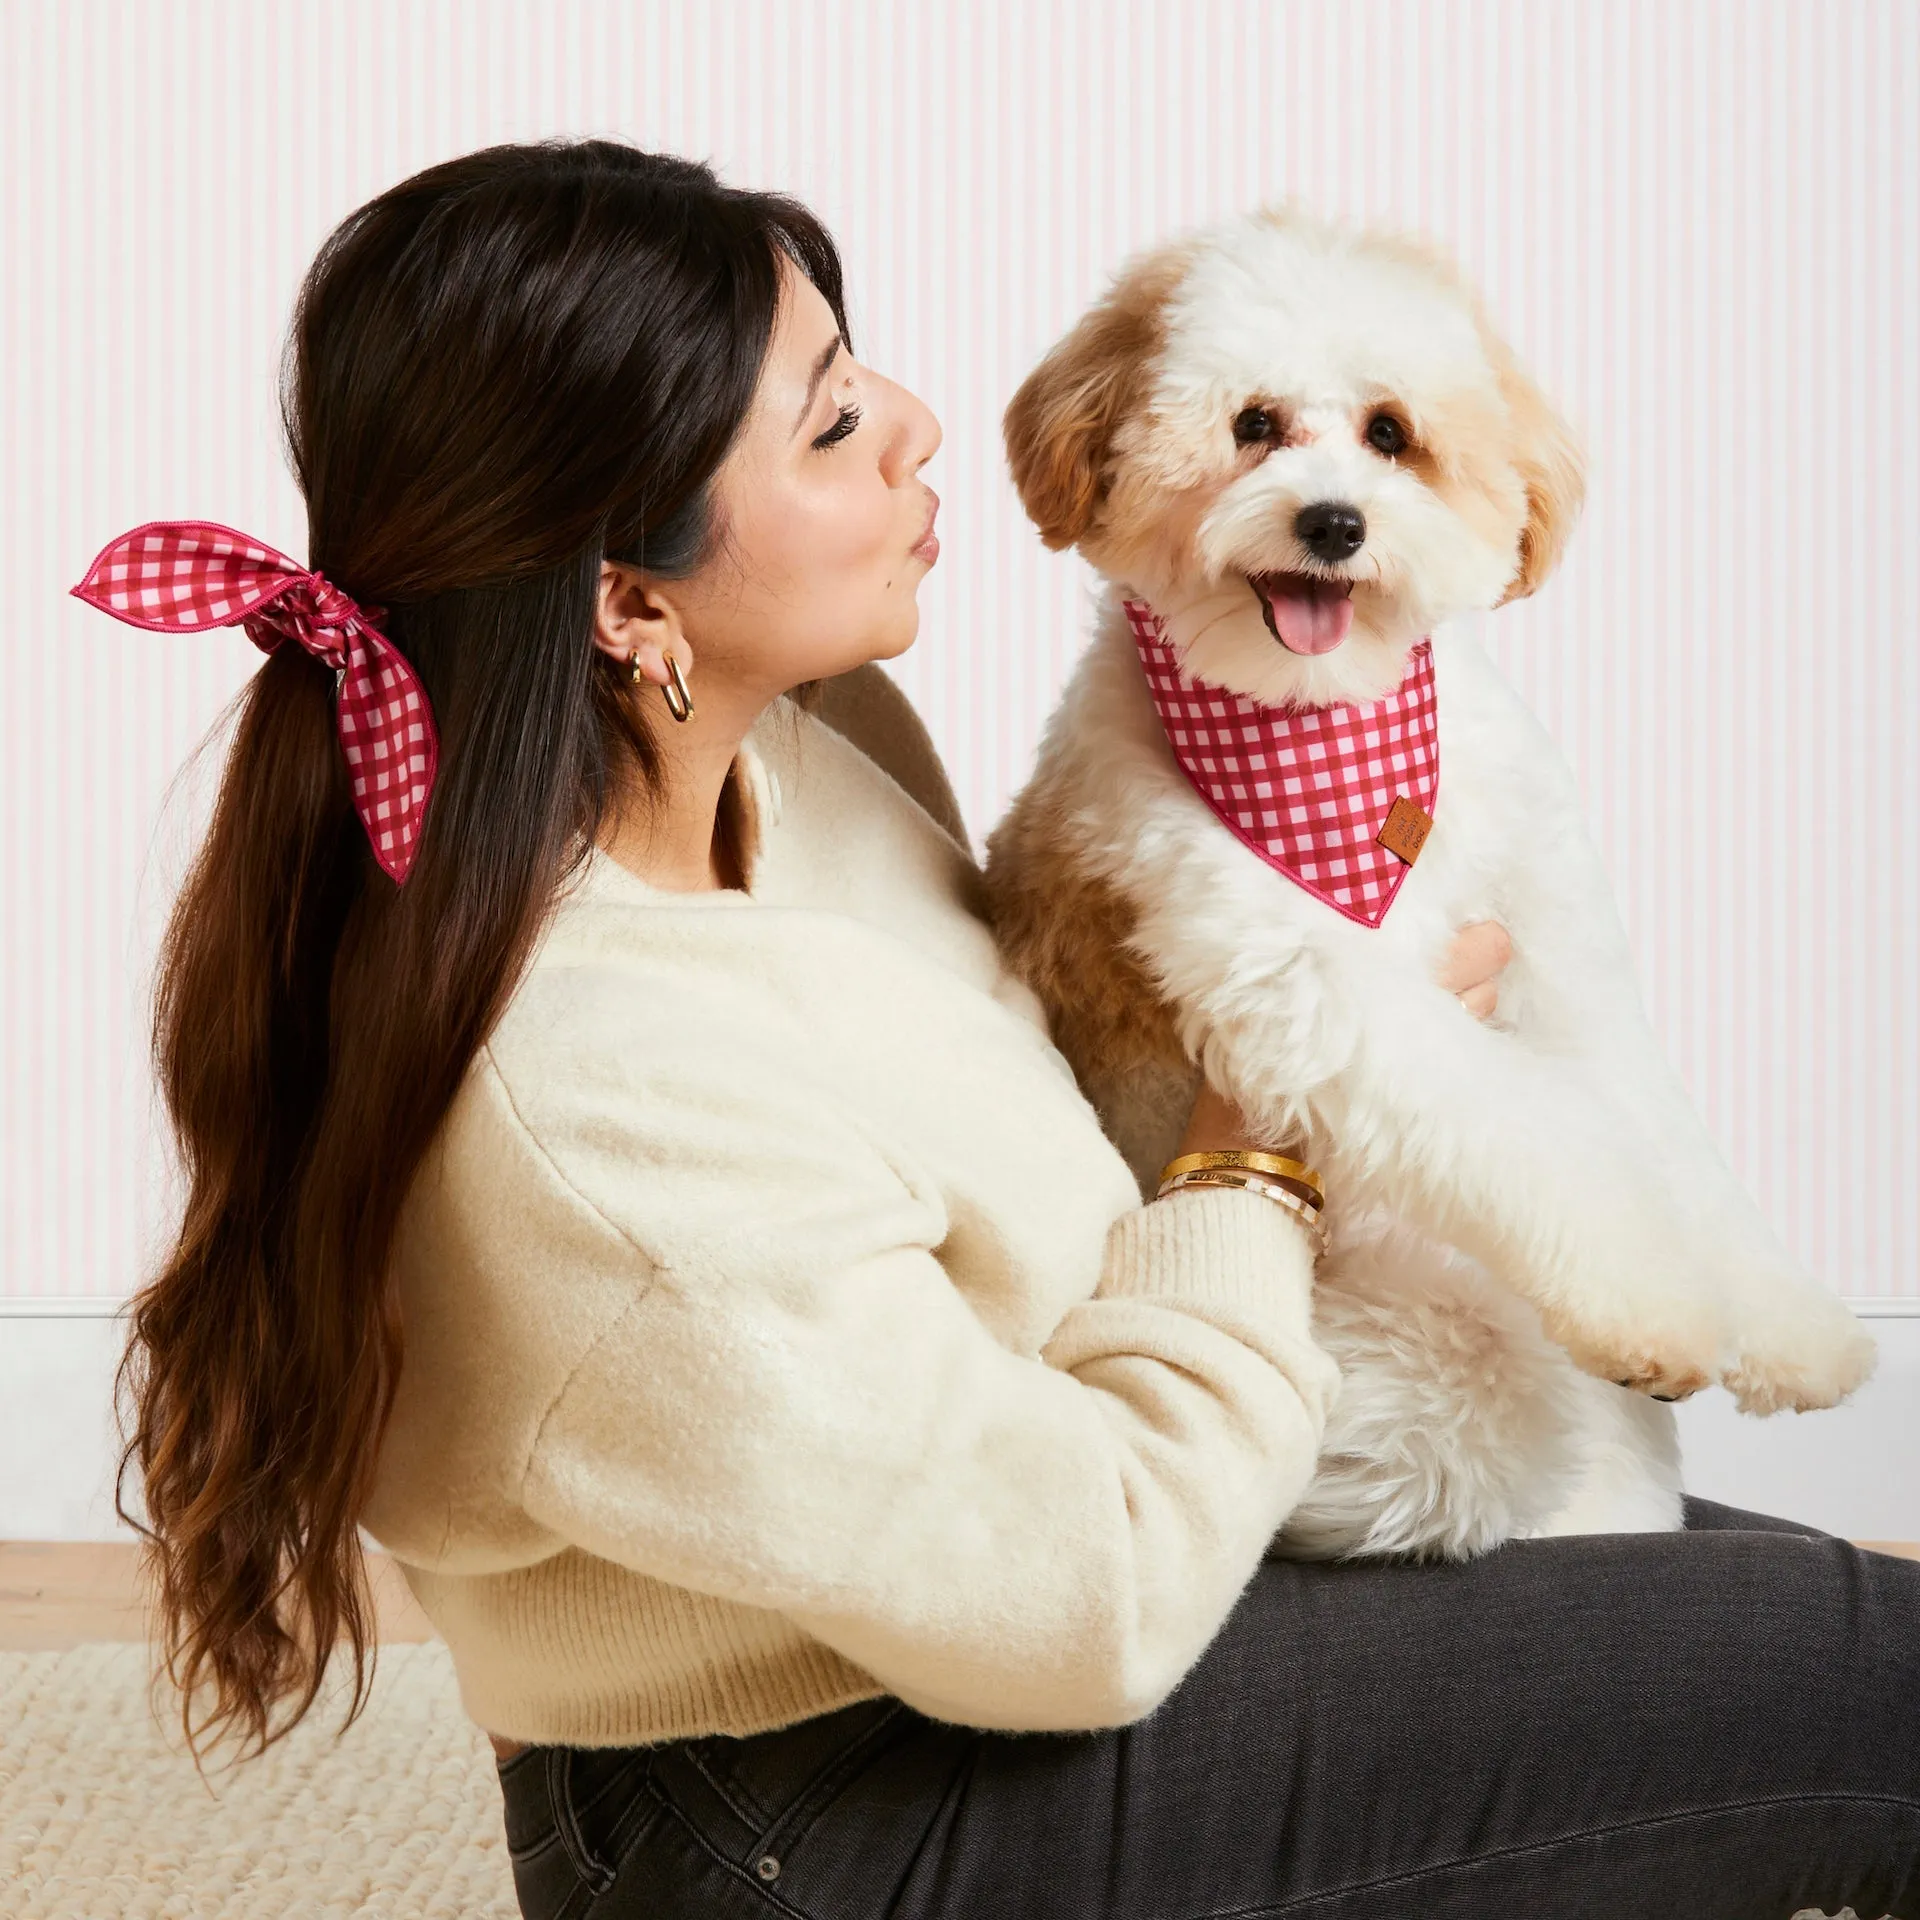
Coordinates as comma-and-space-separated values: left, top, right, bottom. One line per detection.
1365, 413, 1408, 456
1231, 406, 1276, 447
812, 402, 862, 451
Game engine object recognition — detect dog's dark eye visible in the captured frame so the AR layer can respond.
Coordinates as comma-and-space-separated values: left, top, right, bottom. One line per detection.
1232, 406, 1277, 447
1365, 413, 1408, 456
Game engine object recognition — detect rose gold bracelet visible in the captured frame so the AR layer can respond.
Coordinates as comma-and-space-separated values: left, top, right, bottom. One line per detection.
1154, 1168, 1329, 1254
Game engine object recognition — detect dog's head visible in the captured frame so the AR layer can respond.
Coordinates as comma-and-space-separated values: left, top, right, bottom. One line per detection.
1005, 206, 1585, 706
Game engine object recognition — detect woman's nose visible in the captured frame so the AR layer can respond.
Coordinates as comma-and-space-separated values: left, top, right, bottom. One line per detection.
882, 382, 942, 481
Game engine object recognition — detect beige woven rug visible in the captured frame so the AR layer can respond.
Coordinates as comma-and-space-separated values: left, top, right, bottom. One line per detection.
0, 1640, 1882, 1918
0, 1641, 517, 1919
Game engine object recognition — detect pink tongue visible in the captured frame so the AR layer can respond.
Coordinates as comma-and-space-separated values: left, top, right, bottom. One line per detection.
1263, 577, 1354, 655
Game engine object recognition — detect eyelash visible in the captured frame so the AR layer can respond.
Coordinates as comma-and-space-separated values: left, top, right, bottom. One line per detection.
812, 401, 862, 450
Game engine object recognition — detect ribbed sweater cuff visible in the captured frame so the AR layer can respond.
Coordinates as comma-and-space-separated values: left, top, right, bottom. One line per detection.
1098, 1183, 1318, 1315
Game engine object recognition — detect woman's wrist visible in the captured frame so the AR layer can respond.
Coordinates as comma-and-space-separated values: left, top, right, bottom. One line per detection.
1154, 1164, 1329, 1252
1163, 1079, 1326, 1247
1173, 1079, 1306, 1163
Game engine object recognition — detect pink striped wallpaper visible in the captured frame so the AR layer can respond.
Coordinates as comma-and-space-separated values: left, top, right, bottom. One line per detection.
2, 0, 1914, 1302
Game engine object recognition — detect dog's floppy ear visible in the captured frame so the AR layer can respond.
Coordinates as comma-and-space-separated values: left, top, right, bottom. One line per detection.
1491, 346, 1587, 605
1004, 305, 1151, 551
1004, 249, 1185, 552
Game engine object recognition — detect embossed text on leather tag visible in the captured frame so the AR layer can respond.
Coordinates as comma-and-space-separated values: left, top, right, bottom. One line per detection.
1376, 794, 1433, 865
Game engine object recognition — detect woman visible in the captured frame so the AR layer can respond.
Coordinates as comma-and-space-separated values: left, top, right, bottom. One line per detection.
103, 140, 1916, 1918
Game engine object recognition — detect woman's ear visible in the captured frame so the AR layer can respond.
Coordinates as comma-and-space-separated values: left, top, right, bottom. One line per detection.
1490, 346, 1587, 605
594, 561, 686, 684
1003, 246, 1187, 552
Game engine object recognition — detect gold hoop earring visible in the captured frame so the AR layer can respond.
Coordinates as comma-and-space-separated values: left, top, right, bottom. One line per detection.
662, 653, 694, 723
627, 649, 646, 685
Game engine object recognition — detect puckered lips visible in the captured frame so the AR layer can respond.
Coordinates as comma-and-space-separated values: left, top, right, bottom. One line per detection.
1249, 570, 1354, 655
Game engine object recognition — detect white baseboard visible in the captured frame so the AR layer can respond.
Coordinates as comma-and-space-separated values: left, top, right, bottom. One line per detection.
4, 1303, 1919, 1544
0, 1313, 140, 1539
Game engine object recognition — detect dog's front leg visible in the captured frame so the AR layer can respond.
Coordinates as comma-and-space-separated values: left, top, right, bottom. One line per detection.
1439, 624, 1880, 1416
1490, 807, 1878, 1416
1129, 889, 1726, 1399
1313, 988, 1726, 1399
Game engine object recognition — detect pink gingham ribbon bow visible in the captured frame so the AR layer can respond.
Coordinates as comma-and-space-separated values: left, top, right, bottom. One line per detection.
71, 521, 439, 884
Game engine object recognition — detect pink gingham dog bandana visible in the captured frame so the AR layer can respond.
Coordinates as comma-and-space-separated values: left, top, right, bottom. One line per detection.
1122, 597, 1439, 929
72, 521, 439, 884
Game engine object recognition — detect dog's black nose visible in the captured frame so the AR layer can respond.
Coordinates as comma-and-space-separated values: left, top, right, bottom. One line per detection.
1295, 501, 1366, 562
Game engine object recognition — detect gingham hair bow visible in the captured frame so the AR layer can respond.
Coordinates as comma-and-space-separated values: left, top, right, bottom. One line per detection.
71, 521, 439, 884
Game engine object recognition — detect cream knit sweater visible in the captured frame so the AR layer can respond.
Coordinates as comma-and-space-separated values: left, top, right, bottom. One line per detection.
360, 668, 1340, 1747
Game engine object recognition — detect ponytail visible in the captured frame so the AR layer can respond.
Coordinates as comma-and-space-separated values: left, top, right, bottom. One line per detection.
112, 139, 849, 1759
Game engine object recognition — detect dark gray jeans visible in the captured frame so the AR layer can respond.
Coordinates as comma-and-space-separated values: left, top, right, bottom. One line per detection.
495, 1498, 1920, 1918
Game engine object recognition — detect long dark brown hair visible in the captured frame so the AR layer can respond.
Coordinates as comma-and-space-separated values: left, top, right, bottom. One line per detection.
112, 139, 848, 1762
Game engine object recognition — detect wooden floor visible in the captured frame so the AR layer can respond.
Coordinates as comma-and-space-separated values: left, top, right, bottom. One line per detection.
2, 1538, 1915, 1652
0, 1541, 435, 1651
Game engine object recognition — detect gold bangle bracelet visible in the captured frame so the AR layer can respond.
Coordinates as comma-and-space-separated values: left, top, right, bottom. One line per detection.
1154, 1169, 1329, 1253
1156, 1166, 1323, 1215
1158, 1149, 1324, 1205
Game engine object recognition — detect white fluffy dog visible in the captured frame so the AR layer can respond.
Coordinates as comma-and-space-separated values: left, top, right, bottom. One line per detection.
981, 206, 1877, 1560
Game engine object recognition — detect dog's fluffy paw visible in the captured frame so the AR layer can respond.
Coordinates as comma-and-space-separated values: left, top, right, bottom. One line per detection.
1536, 1290, 1723, 1404
1722, 1286, 1879, 1415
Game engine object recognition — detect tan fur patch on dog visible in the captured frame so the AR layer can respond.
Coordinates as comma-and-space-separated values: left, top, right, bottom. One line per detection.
1002, 238, 1199, 552
982, 790, 1188, 1109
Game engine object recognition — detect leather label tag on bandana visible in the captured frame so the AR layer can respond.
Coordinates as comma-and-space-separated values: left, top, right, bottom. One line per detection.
1376, 794, 1434, 865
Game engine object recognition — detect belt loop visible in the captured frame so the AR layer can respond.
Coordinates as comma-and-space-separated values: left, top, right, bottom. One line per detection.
546, 1747, 617, 1898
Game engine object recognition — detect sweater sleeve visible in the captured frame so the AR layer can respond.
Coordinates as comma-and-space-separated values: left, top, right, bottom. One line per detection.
506, 1059, 1340, 1735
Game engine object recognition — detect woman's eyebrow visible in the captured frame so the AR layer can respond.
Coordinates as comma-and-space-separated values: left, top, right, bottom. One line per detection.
792, 335, 842, 435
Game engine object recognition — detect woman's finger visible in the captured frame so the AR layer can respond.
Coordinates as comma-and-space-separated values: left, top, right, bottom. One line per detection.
1436, 919, 1513, 994
1458, 979, 1499, 1022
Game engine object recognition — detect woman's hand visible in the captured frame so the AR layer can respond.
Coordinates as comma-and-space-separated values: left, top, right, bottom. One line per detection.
1174, 919, 1516, 1160
1437, 920, 1513, 1024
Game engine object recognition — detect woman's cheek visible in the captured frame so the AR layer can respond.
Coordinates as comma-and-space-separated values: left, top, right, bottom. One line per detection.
763, 475, 851, 568
821, 468, 895, 567
740, 469, 902, 636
